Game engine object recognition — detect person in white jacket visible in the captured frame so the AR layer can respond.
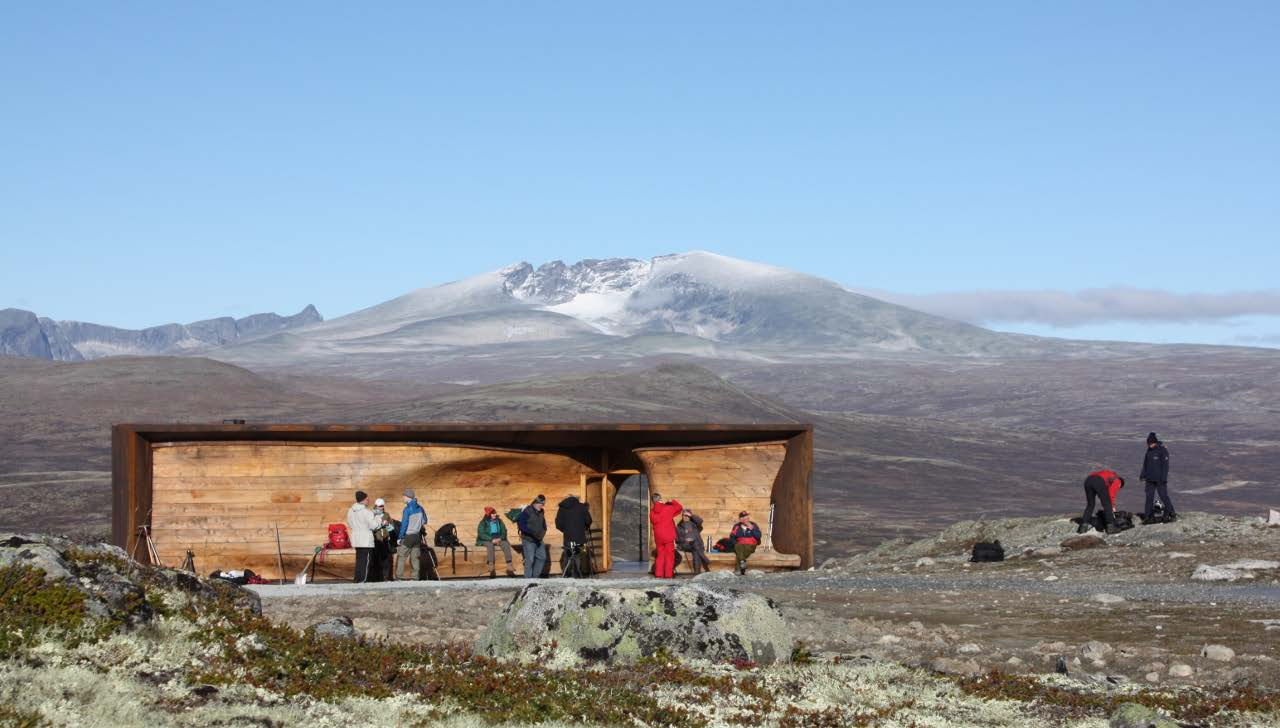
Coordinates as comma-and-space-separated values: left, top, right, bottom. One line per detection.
346, 490, 381, 583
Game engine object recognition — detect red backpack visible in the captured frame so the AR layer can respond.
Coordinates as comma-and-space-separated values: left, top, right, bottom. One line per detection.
327, 523, 351, 549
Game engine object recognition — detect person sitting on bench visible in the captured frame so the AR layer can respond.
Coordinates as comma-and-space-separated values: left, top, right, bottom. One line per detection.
476, 506, 515, 578
676, 509, 710, 574
729, 511, 762, 576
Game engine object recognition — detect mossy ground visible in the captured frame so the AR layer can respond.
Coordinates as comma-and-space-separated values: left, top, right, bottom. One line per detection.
2, 561, 1280, 727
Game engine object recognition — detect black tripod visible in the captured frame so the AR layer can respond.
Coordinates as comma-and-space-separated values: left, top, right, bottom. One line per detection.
561, 542, 590, 579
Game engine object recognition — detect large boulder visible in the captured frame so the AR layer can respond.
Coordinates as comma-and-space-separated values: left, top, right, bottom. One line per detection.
475, 583, 792, 667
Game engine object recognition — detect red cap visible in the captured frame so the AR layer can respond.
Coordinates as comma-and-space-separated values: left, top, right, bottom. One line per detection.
484, 506, 496, 515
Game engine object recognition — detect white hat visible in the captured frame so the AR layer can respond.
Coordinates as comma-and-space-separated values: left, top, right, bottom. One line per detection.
374, 497, 385, 507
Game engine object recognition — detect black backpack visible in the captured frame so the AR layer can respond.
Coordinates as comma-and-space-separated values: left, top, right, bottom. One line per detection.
970, 541, 1005, 562
434, 523, 462, 548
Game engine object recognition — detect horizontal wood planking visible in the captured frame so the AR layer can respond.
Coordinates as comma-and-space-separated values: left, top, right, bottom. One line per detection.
638, 443, 790, 556
152, 443, 594, 578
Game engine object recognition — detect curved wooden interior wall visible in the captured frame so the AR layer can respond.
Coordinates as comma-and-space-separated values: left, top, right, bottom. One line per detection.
151, 442, 595, 579
635, 442, 799, 566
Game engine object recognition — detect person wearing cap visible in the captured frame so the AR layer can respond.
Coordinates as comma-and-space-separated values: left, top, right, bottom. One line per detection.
729, 511, 762, 575
1140, 432, 1176, 524
371, 497, 398, 581
649, 493, 683, 579
397, 488, 428, 580
346, 490, 381, 583
516, 495, 549, 578
676, 508, 710, 575
476, 506, 515, 578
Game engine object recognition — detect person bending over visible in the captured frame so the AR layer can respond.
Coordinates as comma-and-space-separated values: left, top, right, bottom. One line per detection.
1079, 469, 1124, 535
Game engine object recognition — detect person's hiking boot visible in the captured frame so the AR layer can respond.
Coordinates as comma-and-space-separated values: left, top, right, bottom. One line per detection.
1164, 512, 1179, 523
1076, 523, 1091, 534
1105, 523, 1122, 535
505, 566, 515, 577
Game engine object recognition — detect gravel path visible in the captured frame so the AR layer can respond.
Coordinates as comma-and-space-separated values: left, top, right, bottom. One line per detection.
251, 571, 1280, 608
762, 572, 1280, 607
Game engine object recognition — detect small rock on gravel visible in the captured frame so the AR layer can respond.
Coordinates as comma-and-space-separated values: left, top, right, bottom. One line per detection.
1168, 663, 1194, 677
914, 557, 935, 568
931, 657, 982, 676
1201, 644, 1235, 662
1081, 641, 1113, 660
1191, 564, 1250, 581
1092, 593, 1125, 604
1061, 535, 1106, 550
957, 643, 982, 654
311, 616, 356, 639
1144, 672, 1160, 683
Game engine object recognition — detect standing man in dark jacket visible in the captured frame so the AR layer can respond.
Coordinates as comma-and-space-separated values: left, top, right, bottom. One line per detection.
516, 495, 549, 578
554, 494, 593, 577
1140, 432, 1176, 524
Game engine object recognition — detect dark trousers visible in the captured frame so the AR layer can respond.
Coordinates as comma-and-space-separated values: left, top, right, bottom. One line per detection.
1082, 475, 1115, 527
677, 540, 710, 572
353, 547, 373, 583
1143, 480, 1176, 517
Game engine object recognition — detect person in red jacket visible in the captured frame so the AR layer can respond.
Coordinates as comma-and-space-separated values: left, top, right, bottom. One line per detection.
649, 493, 683, 578
1079, 469, 1125, 535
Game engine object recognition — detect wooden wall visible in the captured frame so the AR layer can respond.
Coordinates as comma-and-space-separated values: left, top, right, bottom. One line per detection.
635, 442, 801, 568
150, 442, 595, 579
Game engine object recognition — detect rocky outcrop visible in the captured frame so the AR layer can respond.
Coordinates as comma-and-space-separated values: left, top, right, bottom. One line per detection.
0, 308, 53, 359
475, 582, 792, 667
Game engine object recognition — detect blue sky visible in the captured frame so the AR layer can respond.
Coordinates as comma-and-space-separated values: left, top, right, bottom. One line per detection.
2, 2, 1277, 346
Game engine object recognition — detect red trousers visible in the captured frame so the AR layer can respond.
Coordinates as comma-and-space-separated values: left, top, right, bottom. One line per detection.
654, 540, 676, 578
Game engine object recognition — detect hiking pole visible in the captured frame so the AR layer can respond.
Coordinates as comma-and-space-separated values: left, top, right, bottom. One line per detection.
274, 523, 286, 585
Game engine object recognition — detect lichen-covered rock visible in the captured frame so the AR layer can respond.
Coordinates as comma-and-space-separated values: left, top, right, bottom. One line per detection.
474, 583, 792, 667
1110, 702, 1179, 727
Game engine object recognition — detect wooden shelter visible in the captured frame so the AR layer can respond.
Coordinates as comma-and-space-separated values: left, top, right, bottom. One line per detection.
112, 423, 813, 580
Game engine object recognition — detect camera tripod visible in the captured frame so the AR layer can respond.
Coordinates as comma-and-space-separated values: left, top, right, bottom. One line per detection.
561, 542, 590, 579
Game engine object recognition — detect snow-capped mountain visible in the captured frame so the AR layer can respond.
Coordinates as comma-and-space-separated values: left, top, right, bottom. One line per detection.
204, 252, 1028, 376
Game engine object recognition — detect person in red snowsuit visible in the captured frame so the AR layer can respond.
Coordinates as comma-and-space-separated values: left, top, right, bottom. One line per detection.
1079, 469, 1125, 535
649, 493, 684, 578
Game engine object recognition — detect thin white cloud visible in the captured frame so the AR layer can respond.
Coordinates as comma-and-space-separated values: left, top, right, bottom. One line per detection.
857, 288, 1280, 327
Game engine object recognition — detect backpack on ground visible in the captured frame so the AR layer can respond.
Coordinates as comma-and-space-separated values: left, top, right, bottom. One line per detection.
327, 523, 351, 549
970, 541, 1005, 562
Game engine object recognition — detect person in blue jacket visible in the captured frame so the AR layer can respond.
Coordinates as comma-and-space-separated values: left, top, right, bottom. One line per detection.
397, 488, 428, 580
1140, 432, 1176, 524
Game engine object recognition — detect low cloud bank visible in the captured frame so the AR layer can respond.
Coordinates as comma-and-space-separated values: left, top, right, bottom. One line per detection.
860, 288, 1280, 327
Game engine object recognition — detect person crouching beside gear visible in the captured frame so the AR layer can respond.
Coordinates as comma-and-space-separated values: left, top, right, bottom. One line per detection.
477, 506, 515, 578
517, 495, 549, 579
346, 490, 381, 583
730, 511, 762, 575
649, 493, 683, 579
555, 493, 594, 577
371, 498, 398, 581
1140, 432, 1176, 524
676, 509, 711, 575
1079, 469, 1124, 535
397, 488, 428, 580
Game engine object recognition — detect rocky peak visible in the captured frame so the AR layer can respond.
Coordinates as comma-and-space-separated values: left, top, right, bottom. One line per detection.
502, 257, 652, 304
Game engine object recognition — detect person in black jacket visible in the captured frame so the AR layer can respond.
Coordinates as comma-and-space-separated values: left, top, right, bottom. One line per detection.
516, 495, 549, 578
676, 509, 711, 574
1140, 432, 1176, 524
554, 494, 593, 577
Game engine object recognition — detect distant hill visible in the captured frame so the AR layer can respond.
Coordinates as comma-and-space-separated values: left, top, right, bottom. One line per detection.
0, 304, 322, 361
